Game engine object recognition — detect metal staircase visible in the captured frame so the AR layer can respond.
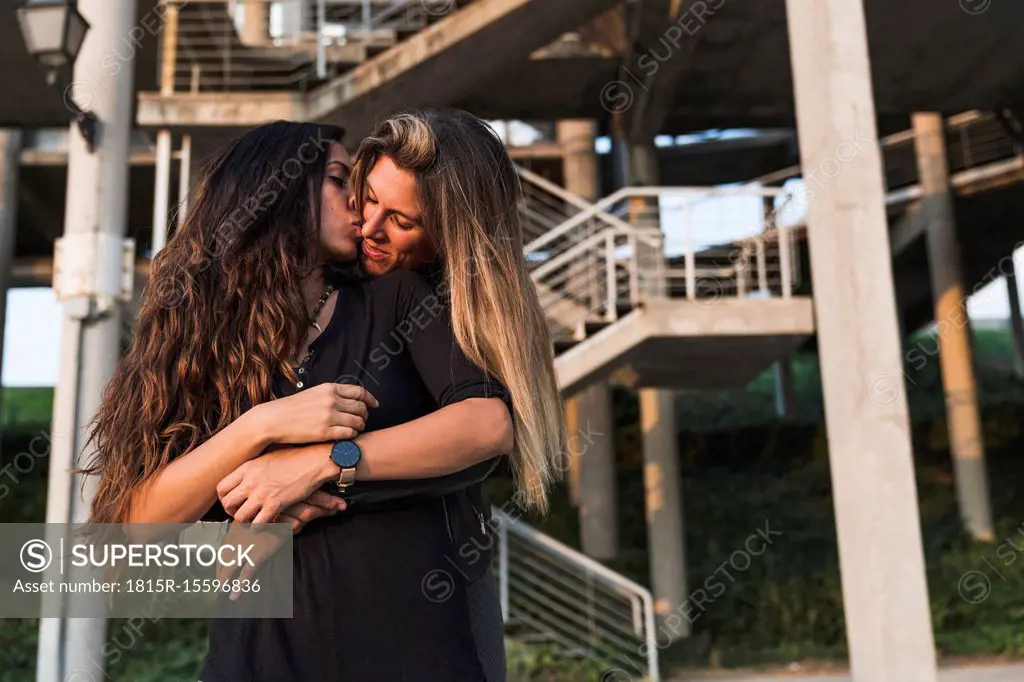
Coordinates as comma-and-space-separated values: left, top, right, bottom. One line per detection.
143, 0, 620, 132
751, 109, 1024, 334
168, 0, 434, 92
499, 164, 809, 682
517, 165, 807, 380
492, 507, 661, 681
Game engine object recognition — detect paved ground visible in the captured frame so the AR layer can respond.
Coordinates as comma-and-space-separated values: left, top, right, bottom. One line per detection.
672, 661, 1024, 682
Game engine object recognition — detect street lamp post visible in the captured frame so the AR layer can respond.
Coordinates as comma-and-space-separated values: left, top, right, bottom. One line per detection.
18, 1, 139, 681
16, 0, 99, 151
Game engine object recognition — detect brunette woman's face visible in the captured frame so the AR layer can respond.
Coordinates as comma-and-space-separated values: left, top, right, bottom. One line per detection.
358, 155, 436, 276
318, 142, 361, 262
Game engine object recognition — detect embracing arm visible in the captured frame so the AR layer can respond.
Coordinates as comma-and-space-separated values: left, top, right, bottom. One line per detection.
297, 396, 511, 485
350, 272, 514, 480
128, 384, 375, 524
127, 408, 273, 525
217, 273, 513, 521
218, 395, 510, 523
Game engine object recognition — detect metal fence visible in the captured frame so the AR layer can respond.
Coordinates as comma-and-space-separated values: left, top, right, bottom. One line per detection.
493, 507, 660, 681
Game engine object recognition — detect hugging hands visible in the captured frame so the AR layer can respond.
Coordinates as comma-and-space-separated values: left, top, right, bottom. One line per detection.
216, 382, 378, 531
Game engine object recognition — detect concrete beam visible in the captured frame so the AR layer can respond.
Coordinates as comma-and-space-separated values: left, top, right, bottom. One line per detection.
640, 387, 688, 639
555, 297, 815, 395
137, 92, 303, 129
624, 0, 709, 142
138, 0, 620, 136
785, 1, 938, 680
570, 382, 618, 560
914, 111, 995, 542
1008, 256, 1024, 378
0, 130, 21, 407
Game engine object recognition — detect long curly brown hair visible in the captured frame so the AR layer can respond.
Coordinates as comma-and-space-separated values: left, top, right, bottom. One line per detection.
82, 121, 346, 524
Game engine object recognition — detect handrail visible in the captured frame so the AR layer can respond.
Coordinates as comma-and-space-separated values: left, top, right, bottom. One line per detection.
518, 168, 801, 333
161, 0, 427, 93
750, 109, 1018, 186
516, 165, 596, 213
524, 183, 790, 255
493, 507, 659, 681
523, 187, 637, 254
529, 226, 660, 281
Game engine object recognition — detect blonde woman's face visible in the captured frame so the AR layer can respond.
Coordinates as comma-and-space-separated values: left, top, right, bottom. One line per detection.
358, 155, 435, 276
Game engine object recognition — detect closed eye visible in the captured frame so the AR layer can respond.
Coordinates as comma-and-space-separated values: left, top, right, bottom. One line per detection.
392, 215, 416, 230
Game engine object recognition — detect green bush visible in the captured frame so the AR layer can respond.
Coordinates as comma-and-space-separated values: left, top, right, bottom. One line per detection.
506, 640, 606, 681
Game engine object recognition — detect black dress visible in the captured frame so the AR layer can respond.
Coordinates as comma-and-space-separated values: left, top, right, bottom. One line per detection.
199, 270, 508, 682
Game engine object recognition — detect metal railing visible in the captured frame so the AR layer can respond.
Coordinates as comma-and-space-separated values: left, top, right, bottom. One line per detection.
158, 0, 431, 92
881, 110, 1022, 190
754, 109, 1024, 196
493, 508, 660, 681
517, 167, 801, 342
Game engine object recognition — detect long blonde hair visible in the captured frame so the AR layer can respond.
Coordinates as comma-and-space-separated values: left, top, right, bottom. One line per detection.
353, 109, 565, 512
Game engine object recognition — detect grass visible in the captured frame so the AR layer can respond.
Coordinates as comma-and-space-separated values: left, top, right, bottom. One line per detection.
1, 387, 52, 430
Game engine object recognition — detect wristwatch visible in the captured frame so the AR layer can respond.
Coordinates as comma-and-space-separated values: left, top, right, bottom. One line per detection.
329, 440, 362, 492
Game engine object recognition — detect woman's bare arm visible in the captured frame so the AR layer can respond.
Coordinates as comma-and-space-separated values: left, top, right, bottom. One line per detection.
128, 384, 374, 524
326, 396, 512, 482
127, 408, 274, 525
217, 397, 511, 523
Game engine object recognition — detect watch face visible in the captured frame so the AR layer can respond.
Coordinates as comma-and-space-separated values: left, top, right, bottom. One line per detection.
330, 440, 362, 468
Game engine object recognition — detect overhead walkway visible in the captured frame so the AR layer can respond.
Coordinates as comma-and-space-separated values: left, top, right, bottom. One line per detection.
137, 0, 619, 135
752, 109, 1024, 334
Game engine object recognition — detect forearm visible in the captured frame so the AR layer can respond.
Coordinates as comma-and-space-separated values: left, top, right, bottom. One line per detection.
306, 398, 512, 485
356, 398, 512, 480
127, 408, 273, 525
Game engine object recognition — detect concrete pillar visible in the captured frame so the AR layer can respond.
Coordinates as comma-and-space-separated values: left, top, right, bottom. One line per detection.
913, 111, 994, 542
240, 0, 270, 46
557, 120, 599, 201
557, 120, 602, 312
152, 130, 172, 253
1007, 257, 1024, 377
629, 143, 660, 188
0, 131, 21, 413
177, 134, 192, 229
773, 356, 797, 418
615, 118, 688, 631
610, 113, 631, 191
279, 1, 307, 38
563, 394, 581, 505
35, 0, 138, 680
570, 382, 618, 559
785, 1, 938, 681
639, 388, 688, 639
152, 4, 177, 254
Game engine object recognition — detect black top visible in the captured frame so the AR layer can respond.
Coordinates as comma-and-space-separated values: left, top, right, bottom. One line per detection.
200, 270, 508, 682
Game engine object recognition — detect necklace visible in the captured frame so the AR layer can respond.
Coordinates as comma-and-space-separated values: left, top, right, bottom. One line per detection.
309, 284, 335, 334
